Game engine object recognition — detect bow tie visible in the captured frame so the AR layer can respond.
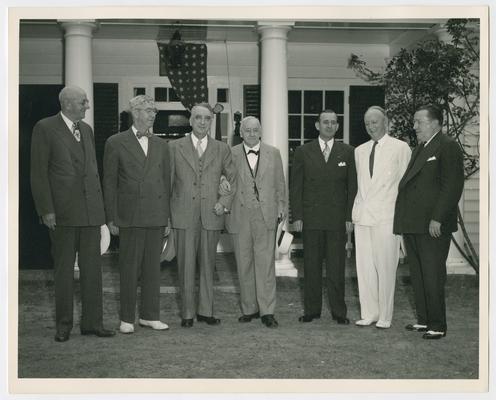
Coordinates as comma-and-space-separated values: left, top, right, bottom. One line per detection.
247, 149, 259, 156
136, 130, 152, 139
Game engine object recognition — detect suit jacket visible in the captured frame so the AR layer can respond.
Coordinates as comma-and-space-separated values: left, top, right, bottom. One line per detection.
290, 139, 357, 231
225, 143, 286, 233
169, 134, 236, 230
352, 135, 411, 226
393, 132, 464, 234
30, 112, 105, 226
102, 128, 171, 228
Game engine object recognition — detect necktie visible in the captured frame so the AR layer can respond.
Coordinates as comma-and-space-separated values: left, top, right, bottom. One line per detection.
196, 138, 204, 158
369, 141, 378, 177
136, 130, 152, 139
71, 122, 81, 142
247, 149, 259, 156
323, 142, 331, 162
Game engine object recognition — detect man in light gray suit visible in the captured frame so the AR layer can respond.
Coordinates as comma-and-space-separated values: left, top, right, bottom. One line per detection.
169, 103, 237, 328
225, 117, 286, 328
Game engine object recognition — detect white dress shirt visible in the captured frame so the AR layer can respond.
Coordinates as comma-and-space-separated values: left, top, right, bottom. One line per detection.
132, 125, 149, 156
318, 136, 334, 154
191, 133, 208, 156
243, 142, 261, 171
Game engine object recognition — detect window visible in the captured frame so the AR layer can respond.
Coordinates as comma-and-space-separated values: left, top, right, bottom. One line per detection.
154, 87, 181, 103
217, 88, 228, 103
288, 90, 345, 163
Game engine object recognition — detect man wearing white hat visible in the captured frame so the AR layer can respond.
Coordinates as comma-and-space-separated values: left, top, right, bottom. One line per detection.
352, 106, 411, 329
225, 116, 286, 328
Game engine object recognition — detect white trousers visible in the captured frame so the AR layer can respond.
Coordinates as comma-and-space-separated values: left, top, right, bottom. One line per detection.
354, 223, 401, 323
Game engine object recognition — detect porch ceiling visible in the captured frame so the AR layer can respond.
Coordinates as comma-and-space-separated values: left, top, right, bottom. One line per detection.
20, 19, 442, 45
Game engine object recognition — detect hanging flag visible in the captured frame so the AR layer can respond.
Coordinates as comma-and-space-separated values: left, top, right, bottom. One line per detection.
158, 42, 208, 111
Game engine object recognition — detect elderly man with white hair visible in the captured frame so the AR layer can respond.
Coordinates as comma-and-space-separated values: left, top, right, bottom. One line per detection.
225, 116, 286, 328
352, 106, 411, 329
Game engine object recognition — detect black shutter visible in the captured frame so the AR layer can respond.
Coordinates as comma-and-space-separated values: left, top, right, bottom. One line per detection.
243, 85, 261, 121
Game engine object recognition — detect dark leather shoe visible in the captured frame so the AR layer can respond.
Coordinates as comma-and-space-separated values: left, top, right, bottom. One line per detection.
81, 328, 116, 337
197, 314, 221, 325
261, 314, 278, 328
298, 314, 321, 323
333, 316, 350, 325
54, 331, 70, 342
181, 319, 194, 328
405, 323, 428, 332
238, 312, 260, 323
422, 330, 446, 340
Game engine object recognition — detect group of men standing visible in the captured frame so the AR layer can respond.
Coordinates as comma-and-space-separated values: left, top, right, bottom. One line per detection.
30, 85, 464, 343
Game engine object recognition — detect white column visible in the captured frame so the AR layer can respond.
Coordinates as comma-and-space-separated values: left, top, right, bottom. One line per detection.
258, 22, 297, 277
434, 25, 474, 275
59, 20, 97, 128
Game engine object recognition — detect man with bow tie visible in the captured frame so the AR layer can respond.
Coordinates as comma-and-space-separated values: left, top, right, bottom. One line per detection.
394, 104, 464, 340
30, 85, 115, 342
352, 106, 411, 329
290, 109, 357, 325
103, 95, 171, 334
169, 103, 236, 328
224, 116, 287, 328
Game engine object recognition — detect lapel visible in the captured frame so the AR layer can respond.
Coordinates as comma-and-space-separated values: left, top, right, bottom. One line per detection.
233, 145, 248, 184
256, 143, 268, 180
121, 129, 147, 167
53, 113, 85, 165
326, 140, 343, 169
178, 134, 198, 173
143, 136, 159, 176
201, 135, 217, 170
401, 133, 442, 187
309, 140, 327, 168
368, 135, 389, 187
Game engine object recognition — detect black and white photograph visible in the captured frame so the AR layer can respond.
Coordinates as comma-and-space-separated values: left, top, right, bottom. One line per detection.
3, 1, 490, 397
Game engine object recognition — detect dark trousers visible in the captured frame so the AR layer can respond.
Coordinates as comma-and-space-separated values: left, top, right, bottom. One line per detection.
49, 226, 103, 333
403, 233, 451, 332
302, 229, 347, 318
119, 227, 163, 323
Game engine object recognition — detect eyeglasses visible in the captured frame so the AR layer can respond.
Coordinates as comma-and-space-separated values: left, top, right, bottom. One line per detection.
137, 108, 158, 115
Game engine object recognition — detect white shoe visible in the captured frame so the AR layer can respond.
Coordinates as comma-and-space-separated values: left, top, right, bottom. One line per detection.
138, 319, 169, 330
119, 321, 134, 334
355, 319, 376, 326
375, 320, 391, 329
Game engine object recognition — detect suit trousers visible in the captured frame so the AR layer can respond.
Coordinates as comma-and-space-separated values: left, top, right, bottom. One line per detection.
231, 206, 276, 317
403, 233, 451, 332
175, 226, 220, 319
302, 229, 347, 318
119, 227, 163, 323
355, 223, 400, 323
49, 226, 103, 332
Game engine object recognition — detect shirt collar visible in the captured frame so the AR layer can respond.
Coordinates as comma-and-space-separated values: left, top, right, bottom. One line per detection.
424, 131, 440, 147
131, 125, 148, 140
191, 133, 208, 147
60, 112, 76, 132
372, 133, 389, 147
244, 142, 260, 154
318, 136, 334, 151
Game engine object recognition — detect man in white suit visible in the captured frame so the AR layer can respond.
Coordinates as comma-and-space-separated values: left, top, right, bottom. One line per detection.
352, 106, 411, 329
225, 116, 286, 328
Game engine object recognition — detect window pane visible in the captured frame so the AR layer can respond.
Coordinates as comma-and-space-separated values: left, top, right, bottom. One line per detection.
288, 90, 301, 114
304, 116, 319, 140
155, 87, 168, 102
169, 88, 179, 101
134, 87, 146, 96
304, 91, 322, 114
325, 91, 344, 114
217, 88, 228, 103
288, 116, 301, 139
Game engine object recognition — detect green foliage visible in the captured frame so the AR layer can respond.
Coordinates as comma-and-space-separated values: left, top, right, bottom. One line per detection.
348, 19, 480, 178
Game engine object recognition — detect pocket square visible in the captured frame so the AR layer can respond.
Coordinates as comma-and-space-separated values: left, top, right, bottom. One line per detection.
427, 156, 437, 162
338, 161, 346, 167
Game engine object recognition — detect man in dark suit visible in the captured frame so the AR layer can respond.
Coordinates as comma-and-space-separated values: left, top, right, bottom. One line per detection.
290, 109, 357, 324
394, 104, 464, 340
169, 103, 236, 328
30, 85, 115, 342
225, 116, 286, 328
103, 95, 171, 334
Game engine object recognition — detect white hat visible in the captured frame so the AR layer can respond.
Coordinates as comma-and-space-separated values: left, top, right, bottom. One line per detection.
100, 224, 111, 255
276, 220, 293, 255
160, 229, 176, 262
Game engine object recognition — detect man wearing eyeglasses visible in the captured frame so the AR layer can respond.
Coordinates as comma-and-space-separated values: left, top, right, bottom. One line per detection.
394, 104, 464, 340
30, 85, 115, 342
103, 95, 171, 334
290, 109, 357, 325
